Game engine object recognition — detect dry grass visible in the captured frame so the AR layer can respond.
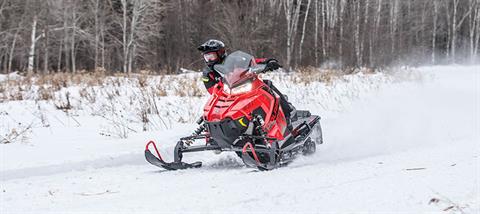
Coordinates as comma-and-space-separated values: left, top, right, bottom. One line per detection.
293, 67, 343, 85
0, 67, 375, 103
154, 85, 167, 97
137, 75, 148, 88
3, 68, 368, 102
54, 92, 72, 111
37, 86, 54, 101
1, 67, 385, 140
35, 70, 106, 88
291, 66, 377, 85
79, 87, 97, 104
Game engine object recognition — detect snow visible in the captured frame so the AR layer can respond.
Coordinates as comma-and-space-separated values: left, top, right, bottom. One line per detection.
1, 65, 479, 213
0, 72, 21, 82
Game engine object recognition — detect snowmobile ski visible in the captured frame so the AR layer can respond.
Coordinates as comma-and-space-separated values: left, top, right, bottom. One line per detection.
145, 141, 202, 170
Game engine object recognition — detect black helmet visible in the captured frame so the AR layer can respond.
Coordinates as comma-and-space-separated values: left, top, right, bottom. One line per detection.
198, 39, 227, 66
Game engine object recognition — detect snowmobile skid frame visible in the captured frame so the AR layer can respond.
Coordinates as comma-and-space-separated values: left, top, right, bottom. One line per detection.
145, 114, 321, 171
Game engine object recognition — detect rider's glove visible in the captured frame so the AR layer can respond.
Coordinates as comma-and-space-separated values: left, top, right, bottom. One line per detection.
265, 58, 282, 71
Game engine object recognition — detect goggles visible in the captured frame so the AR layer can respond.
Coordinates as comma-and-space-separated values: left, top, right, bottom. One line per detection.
203, 52, 219, 62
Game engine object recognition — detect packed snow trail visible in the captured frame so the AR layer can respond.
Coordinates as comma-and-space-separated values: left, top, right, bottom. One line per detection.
1, 66, 479, 213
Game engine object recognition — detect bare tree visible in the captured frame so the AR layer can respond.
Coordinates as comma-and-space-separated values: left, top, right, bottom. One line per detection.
298, 0, 311, 65
120, 0, 153, 73
432, 0, 438, 64
475, 1, 480, 60
314, 0, 319, 66
354, 0, 361, 65
1, 0, 479, 74
283, 0, 302, 70
468, 0, 480, 62
27, 15, 38, 74
372, 0, 383, 66
70, 2, 77, 73
91, 0, 100, 69
43, 1, 50, 74
338, 0, 346, 65
450, 0, 476, 62
321, 0, 326, 59
390, 0, 399, 58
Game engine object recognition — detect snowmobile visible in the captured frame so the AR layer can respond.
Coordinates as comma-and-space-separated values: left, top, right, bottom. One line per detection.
145, 51, 323, 171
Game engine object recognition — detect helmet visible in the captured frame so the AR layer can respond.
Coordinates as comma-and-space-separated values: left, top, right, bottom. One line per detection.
197, 39, 227, 66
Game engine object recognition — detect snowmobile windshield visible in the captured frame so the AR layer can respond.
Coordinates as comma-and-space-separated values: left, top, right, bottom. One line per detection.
214, 51, 256, 87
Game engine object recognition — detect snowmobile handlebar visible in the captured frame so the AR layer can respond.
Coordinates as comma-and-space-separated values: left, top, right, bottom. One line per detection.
250, 64, 268, 74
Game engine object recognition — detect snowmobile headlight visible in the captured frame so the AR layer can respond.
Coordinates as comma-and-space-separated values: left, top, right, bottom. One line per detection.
223, 81, 252, 95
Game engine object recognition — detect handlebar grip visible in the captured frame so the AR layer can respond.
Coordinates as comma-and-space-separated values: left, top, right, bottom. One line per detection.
251, 64, 267, 74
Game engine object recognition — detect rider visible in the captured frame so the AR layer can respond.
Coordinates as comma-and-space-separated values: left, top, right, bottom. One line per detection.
197, 39, 295, 130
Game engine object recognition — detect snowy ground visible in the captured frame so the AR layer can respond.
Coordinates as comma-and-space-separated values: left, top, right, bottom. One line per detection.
1, 66, 479, 213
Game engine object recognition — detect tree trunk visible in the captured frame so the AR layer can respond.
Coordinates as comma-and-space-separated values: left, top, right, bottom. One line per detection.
445, 0, 452, 60
100, 7, 106, 69
469, 0, 476, 63
27, 15, 38, 74
63, 2, 70, 72
452, 0, 458, 62
298, 0, 312, 65
451, 0, 476, 62
321, 0, 326, 59
57, 38, 62, 72
362, 0, 369, 66
94, 0, 100, 69
339, 0, 346, 66
8, 30, 18, 73
43, 21, 49, 74
475, 2, 480, 60
128, 0, 137, 74
355, 0, 361, 66
390, 0, 398, 58
372, 0, 383, 66
314, 0, 319, 66
122, 0, 128, 73
420, 1, 427, 59
432, 0, 438, 64
101, 24, 105, 69
71, 2, 76, 73
1, 51, 5, 74
283, 0, 302, 70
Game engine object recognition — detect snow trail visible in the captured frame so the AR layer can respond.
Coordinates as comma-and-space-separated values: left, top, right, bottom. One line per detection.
315, 66, 479, 163
1, 66, 478, 213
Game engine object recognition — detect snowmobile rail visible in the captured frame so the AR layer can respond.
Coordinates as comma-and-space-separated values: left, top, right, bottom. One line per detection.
239, 135, 277, 141
180, 134, 208, 141
179, 144, 222, 153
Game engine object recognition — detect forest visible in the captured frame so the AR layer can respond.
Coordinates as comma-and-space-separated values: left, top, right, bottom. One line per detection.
0, 0, 479, 74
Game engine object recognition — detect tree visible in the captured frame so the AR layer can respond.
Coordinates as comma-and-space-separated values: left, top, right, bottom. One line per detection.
1, 0, 479, 74
283, 0, 302, 70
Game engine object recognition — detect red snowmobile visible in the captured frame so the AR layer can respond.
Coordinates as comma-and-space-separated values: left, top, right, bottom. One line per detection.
145, 51, 323, 171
